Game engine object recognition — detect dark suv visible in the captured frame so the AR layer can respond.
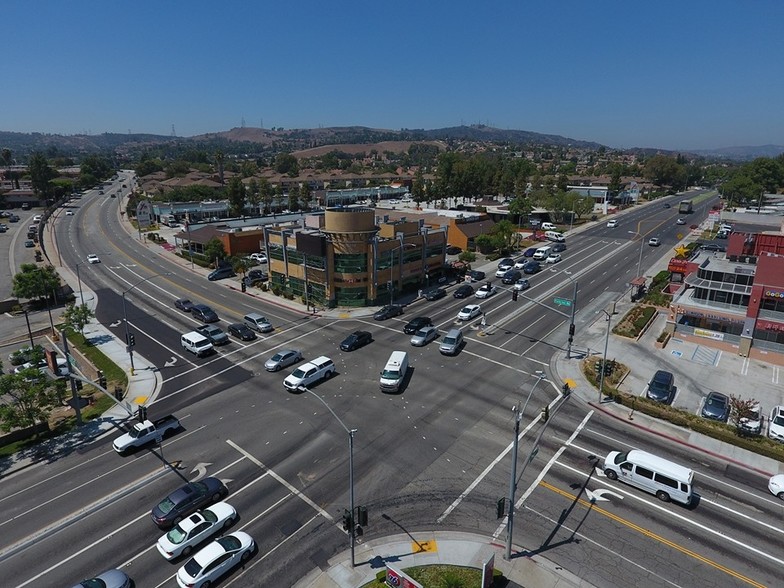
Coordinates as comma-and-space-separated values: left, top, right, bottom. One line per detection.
701, 391, 730, 422
453, 284, 475, 298
191, 304, 219, 323
646, 370, 674, 404
502, 269, 522, 284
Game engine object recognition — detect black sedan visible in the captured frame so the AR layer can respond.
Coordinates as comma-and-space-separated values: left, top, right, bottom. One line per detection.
453, 284, 475, 298
340, 330, 373, 351
150, 477, 228, 529
424, 287, 447, 301
191, 304, 219, 323
374, 305, 403, 321
175, 298, 195, 312
243, 269, 268, 287
468, 270, 485, 282
403, 316, 433, 335
551, 243, 567, 253
228, 323, 257, 341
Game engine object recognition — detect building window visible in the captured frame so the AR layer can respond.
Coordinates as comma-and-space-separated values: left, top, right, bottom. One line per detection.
269, 244, 285, 261
335, 253, 368, 273
336, 286, 367, 307
287, 249, 304, 264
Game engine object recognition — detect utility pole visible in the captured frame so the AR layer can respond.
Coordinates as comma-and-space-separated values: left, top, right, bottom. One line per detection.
61, 330, 82, 426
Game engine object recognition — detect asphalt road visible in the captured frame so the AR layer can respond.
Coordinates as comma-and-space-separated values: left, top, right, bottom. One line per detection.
1, 189, 781, 587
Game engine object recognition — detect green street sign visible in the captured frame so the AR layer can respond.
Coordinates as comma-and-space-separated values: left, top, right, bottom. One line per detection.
554, 297, 572, 307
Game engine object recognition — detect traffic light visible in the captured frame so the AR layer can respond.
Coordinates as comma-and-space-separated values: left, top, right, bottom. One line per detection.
341, 509, 352, 532
241, 281, 247, 293
357, 505, 368, 527
127, 333, 136, 347
138, 405, 148, 423
541, 406, 549, 422
562, 383, 571, 396
97, 370, 107, 389
594, 361, 602, 374
74, 379, 83, 391
496, 497, 506, 519
512, 290, 518, 301
603, 362, 612, 376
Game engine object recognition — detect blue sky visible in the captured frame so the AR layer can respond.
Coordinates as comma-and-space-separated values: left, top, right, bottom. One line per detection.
4, 1, 783, 150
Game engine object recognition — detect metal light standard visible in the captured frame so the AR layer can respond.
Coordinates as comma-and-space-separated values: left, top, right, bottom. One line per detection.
298, 385, 358, 567
598, 308, 612, 402
506, 370, 546, 560
122, 273, 170, 376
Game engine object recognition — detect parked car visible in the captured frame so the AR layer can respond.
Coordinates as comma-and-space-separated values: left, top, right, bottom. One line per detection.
457, 304, 482, 321
175, 298, 195, 312
207, 266, 235, 281
196, 324, 229, 345
475, 283, 497, 298
243, 269, 268, 286
446, 245, 462, 255
374, 305, 403, 320
739, 402, 763, 435
175, 532, 255, 588
646, 370, 674, 404
648, 237, 661, 247
191, 304, 219, 323
523, 261, 541, 274
86, 254, 100, 264
424, 287, 447, 301
700, 243, 726, 252
70, 569, 131, 588
264, 349, 302, 371
404, 316, 433, 335
249, 252, 268, 263
340, 330, 373, 351
468, 270, 485, 282
513, 278, 530, 291
545, 253, 562, 264
410, 326, 439, 347
156, 502, 237, 560
523, 247, 537, 257
701, 391, 730, 422
228, 323, 257, 341
453, 284, 475, 298
501, 269, 522, 284
150, 477, 229, 529
768, 405, 784, 442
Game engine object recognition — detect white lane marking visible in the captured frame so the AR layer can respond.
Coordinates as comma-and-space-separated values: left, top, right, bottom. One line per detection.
437, 414, 543, 524
492, 410, 593, 539
15, 457, 245, 586
552, 458, 784, 568
227, 439, 333, 521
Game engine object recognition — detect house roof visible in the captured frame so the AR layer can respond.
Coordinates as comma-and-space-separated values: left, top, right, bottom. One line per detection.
453, 219, 496, 239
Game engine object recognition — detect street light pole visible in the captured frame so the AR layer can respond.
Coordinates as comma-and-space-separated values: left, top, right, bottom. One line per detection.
598, 309, 612, 401
628, 230, 644, 279
75, 262, 85, 307
506, 370, 546, 560
298, 385, 358, 567
566, 279, 578, 359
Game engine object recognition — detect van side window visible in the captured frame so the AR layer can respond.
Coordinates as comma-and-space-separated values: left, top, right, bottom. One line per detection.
620, 462, 633, 472
654, 473, 678, 488
636, 466, 654, 479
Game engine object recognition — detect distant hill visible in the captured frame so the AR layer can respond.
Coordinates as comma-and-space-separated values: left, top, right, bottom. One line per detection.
691, 145, 784, 160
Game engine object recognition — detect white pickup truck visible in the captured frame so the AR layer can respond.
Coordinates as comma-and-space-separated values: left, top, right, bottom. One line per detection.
113, 416, 180, 453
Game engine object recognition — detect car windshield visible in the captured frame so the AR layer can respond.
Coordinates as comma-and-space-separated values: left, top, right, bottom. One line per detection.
292, 368, 308, 378
381, 368, 400, 379
443, 336, 456, 345
773, 414, 784, 426
461, 307, 472, 314
415, 329, 429, 337
271, 353, 285, 361
166, 524, 188, 544
183, 557, 204, 577
157, 497, 175, 515
217, 535, 242, 550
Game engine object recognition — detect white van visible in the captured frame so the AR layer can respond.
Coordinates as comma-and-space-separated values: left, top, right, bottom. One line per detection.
545, 231, 565, 243
181, 331, 214, 357
533, 246, 552, 261
603, 449, 694, 505
380, 351, 409, 392
540, 222, 557, 231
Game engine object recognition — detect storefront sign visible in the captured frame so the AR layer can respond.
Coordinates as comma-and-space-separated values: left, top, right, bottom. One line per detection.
763, 289, 784, 299
668, 258, 690, 273
694, 328, 725, 341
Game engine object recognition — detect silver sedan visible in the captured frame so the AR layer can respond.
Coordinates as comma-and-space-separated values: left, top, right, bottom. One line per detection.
264, 349, 303, 372
410, 326, 439, 347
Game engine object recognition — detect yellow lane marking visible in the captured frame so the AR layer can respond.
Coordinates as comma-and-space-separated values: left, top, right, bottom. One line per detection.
540, 481, 766, 588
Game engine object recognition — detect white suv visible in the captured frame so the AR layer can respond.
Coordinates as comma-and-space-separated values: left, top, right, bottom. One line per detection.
283, 356, 336, 391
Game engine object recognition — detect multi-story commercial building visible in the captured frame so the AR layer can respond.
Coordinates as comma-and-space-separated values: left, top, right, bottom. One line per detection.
667, 230, 784, 363
262, 207, 447, 308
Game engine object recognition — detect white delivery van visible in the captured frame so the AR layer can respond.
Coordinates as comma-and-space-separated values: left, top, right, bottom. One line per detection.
540, 222, 557, 231
533, 246, 552, 261
181, 331, 214, 357
545, 231, 565, 242
603, 449, 694, 505
380, 351, 409, 392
